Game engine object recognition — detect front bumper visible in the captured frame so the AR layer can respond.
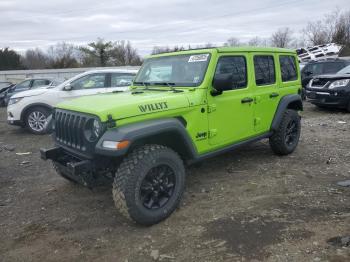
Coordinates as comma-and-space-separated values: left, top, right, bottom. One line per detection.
305, 89, 350, 108
7, 104, 23, 125
40, 147, 95, 187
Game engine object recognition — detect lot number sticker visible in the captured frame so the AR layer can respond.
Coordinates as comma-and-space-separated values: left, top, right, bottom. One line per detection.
188, 54, 209, 62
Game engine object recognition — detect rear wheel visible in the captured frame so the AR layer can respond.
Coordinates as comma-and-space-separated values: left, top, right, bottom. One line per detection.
269, 109, 301, 155
25, 107, 50, 135
112, 145, 185, 226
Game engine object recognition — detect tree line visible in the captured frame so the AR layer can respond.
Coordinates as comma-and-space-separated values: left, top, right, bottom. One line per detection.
0, 38, 142, 71
1, 9, 349, 70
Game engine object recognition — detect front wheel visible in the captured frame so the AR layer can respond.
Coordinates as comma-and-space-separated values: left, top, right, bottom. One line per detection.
25, 107, 50, 135
269, 109, 301, 155
112, 145, 185, 226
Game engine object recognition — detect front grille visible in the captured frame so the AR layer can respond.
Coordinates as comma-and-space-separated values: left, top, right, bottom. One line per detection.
311, 78, 329, 87
54, 109, 89, 151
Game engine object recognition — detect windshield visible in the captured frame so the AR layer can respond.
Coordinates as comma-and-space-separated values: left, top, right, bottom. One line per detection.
134, 53, 211, 87
337, 65, 350, 74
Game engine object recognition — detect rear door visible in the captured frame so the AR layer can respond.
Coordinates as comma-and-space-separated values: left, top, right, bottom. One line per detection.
31, 79, 51, 89
107, 73, 135, 92
207, 54, 255, 146
252, 53, 280, 133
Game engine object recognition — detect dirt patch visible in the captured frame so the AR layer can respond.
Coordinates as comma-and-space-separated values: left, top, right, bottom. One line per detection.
1, 102, 350, 261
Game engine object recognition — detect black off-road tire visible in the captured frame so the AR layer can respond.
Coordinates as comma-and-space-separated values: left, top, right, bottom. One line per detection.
52, 161, 77, 184
269, 109, 301, 155
347, 101, 350, 113
24, 106, 50, 135
112, 144, 185, 226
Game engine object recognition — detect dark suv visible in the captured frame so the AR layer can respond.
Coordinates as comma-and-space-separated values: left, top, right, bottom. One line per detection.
305, 65, 350, 111
301, 59, 350, 98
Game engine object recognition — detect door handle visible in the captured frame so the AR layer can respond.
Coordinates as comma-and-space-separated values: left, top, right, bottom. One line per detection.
241, 97, 254, 103
270, 93, 279, 98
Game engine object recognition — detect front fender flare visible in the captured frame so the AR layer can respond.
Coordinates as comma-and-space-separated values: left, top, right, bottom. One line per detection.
95, 118, 197, 159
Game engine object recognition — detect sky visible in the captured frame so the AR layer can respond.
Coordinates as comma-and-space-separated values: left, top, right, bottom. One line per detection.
0, 0, 348, 56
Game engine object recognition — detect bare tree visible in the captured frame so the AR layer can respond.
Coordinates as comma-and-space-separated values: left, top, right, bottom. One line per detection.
302, 9, 350, 46
224, 37, 241, 47
248, 37, 268, 47
332, 10, 350, 46
303, 21, 329, 45
22, 48, 50, 69
109, 40, 142, 66
270, 27, 293, 48
47, 42, 79, 68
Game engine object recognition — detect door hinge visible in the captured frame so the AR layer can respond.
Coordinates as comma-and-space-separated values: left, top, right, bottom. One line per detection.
209, 129, 217, 138
207, 104, 216, 113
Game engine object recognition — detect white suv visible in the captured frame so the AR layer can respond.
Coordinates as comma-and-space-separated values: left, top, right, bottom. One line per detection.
7, 69, 138, 134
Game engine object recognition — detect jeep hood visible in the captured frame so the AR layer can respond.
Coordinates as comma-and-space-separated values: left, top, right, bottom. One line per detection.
57, 90, 191, 121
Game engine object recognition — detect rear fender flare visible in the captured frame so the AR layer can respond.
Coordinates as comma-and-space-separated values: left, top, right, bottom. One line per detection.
271, 94, 303, 131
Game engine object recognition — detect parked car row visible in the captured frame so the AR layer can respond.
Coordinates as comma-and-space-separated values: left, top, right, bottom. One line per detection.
6, 69, 137, 134
0, 78, 63, 107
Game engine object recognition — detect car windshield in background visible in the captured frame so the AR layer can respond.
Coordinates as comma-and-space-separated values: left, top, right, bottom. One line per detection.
337, 65, 350, 75
134, 53, 211, 87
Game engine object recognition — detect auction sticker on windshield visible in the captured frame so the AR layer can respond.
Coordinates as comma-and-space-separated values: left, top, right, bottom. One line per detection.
188, 54, 209, 63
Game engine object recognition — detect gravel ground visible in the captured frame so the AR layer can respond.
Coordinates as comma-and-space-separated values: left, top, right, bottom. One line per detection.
0, 102, 350, 262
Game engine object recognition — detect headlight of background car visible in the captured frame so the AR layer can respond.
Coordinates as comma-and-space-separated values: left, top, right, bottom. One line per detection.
8, 97, 23, 106
328, 79, 350, 89
84, 118, 103, 142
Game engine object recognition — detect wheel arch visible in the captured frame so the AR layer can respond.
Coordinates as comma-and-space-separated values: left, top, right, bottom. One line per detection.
95, 118, 198, 162
271, 94, 303, 131
20, 103, 53, 123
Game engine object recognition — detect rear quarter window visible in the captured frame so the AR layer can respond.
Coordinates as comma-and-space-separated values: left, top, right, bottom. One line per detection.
279, 55, 298, 82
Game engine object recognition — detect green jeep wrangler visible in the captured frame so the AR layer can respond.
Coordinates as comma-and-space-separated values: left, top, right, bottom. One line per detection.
41, 47, 302, 225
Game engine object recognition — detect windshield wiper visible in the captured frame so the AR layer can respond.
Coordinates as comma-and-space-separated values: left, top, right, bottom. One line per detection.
134, 81, 151, 89
153, 82, 183, 93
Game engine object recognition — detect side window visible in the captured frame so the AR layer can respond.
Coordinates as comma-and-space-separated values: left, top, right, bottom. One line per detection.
309, 63, 323, 75
214, 56, 247, 90
32, 79, 49, 88
279, 55, 298, 82
323, 62, 345, 74
70, 74, 106, 90
15, 80, 31, 91
254, 56, 276, 86
110, 73, 135, 87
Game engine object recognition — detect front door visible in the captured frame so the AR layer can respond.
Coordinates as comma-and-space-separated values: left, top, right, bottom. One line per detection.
207, 54, 255, 147
58, 73, 107, 101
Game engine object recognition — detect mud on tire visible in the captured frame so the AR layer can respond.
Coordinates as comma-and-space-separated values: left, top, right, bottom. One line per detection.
112, 144, 185, 226
269, 109, 301, 155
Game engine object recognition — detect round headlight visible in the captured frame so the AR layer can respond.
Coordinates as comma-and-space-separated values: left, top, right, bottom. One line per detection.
93, 119, 102, 138
84, 118, 103, 142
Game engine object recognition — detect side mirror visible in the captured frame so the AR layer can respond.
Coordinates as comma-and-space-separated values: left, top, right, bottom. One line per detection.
211, 74, 232, 96
64, 83, 72, 91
